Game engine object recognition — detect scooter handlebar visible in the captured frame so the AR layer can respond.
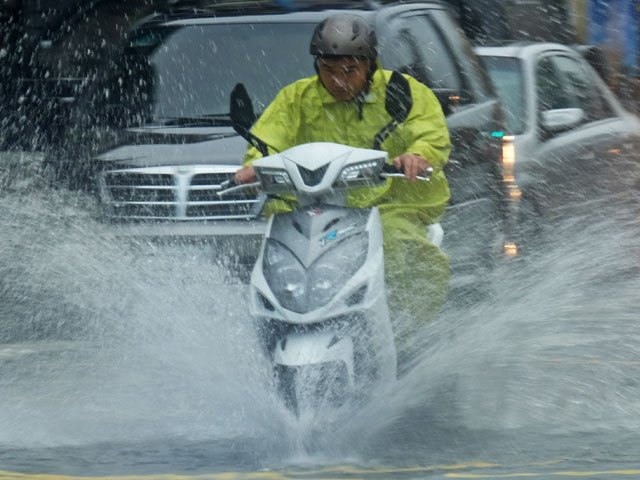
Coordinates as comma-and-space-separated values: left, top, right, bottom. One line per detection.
380, 164, 432, 182
217, 179, 261, 197
218, 164, 432, 197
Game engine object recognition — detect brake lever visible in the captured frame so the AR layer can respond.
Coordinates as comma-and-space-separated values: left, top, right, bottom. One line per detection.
380, 166, 433, 182
217, 179, 261, 197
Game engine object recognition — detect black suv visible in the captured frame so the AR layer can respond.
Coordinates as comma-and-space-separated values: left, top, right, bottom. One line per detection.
58, 0, 508, 290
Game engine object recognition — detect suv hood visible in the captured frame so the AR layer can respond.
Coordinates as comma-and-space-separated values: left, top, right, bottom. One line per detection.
95, 126, 249, 168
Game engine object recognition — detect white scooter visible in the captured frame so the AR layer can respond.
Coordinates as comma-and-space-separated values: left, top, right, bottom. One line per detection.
222, 73, 433, 416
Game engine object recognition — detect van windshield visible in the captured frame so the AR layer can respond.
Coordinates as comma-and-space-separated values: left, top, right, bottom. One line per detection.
480, 56, 526, 134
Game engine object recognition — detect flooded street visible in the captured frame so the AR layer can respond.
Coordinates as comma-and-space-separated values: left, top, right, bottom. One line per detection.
1, 152, 639, 479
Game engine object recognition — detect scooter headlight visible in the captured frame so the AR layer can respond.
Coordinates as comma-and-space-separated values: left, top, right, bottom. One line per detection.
263, 240, 306, 311
308, 233, 368, 310
255, 168, 293, 193
335, 159, 385, 186
263, 235, 369, 314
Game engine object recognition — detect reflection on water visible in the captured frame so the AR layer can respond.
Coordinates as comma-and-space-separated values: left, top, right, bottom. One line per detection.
0, 152, 639, 476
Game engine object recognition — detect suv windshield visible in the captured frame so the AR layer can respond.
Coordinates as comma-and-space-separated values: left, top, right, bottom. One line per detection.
105, 22, 317, 124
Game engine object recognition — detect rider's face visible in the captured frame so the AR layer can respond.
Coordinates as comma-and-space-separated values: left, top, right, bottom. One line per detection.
317, 56, 371, 102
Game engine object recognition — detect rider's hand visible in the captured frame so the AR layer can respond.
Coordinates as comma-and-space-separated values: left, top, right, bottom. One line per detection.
393, 153, 432, 182
234, 165, 257, 184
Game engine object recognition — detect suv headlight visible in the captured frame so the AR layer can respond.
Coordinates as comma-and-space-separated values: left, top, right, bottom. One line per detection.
263, 234, 369, 313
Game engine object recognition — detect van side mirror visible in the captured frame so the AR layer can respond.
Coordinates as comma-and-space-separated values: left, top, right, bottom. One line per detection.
540, 108, 584, 133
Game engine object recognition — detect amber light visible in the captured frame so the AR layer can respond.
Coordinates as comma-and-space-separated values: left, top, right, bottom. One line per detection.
501, 135, 521, 199
503, 242, 518, 257
501, 136, 515, 167
501, 135, 521, 258
509, 189, 522, 200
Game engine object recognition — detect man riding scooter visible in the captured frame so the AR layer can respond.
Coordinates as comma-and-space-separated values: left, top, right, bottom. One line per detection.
234, 13, 451, 350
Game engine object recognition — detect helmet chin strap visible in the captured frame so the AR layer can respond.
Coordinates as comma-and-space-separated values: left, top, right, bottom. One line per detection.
367, 58, 379, 83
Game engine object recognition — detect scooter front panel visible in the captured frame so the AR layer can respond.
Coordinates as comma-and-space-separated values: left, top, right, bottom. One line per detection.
268, 205, 372, 268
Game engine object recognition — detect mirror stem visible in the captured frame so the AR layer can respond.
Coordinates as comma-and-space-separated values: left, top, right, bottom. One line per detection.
373, 120, 398, 150
237, 125, 271, 157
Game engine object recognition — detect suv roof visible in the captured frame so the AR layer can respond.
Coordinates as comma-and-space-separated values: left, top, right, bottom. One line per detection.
138, 0, 448, 25
157, 0, 443, 13
161, 10, 374, 25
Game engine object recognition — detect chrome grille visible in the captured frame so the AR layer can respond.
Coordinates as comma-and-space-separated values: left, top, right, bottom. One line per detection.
108, 186, 175, 203
190, 173, 232, 186
106, 172, 174, 187
100, 166, 264, 221
111, 203, 176, 218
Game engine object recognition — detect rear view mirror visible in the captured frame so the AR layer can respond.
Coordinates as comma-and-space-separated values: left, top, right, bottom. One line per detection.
374, 71, 414, 150
540, 108, 584, 133
230, 83, 269, 156
230, 83, 256, 136
385, 70, 413, 123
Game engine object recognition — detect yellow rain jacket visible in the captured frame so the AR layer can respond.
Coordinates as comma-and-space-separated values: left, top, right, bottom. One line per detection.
244, 68, 452, 349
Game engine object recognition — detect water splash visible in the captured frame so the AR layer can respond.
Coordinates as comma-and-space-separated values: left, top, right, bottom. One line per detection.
0, 153, 289, 450
1, 152, 639, 473
319, 193, 640, 465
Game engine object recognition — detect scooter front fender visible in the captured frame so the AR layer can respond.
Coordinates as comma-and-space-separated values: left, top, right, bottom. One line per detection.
273, 331, 354, 386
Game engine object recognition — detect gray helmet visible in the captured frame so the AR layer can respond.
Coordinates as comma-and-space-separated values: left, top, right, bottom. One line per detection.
309, 13, 377, 59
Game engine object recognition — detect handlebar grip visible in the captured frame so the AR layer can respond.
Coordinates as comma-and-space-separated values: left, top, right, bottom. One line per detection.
380, 163, 433, 181
381, 163, 402, 174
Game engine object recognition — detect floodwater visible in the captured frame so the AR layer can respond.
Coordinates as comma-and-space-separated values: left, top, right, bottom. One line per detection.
1, 152, 639, 479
